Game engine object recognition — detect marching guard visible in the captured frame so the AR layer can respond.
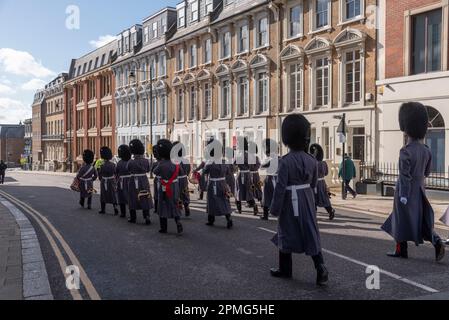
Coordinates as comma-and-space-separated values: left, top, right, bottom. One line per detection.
173, 141, 191, 217
260, 139, 280, 221
310, 144, 336, 221
116, 145, 132, 218
98, 147, 119, 215
270, 114, 329, 286
128, 139, 154, 225
194, 161, 208, 201
77, 149, 97, 210
249, 141, 263, 211
153, 139, 184, 234
224, 147, 237, 198
382, 102, 445, 261
151, 146, 161, 214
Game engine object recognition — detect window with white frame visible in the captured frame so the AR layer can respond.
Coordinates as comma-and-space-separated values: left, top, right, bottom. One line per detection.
189, 86, 196, 120
143, 27, 149, 43
237, 76, 249, 116
131, 100, 137, 125
124, 101, 129, 125
342, 0, 362, 21
177, 88, 184, 121
118, 39, 123, 55
116, 69, 122, 87
221, 32, 231, 59
255, 72, 268, 114
159, 52, 166, 76
315, 57, 329, 107
117, 103, 122, 126
288, 4, 302, 38
238, 24, 249, 53
141, 61, 147, 81
178, 8, 185, 27
203, 83, 211, 119
205, 0, 213, 13
221, 80, 231, 118
315, 0, 330, 29
160, 95, 167, 123
177, 49, 184, 71
141, 98, 148, 125
256, 17, 268, 48
191, 1, 199, 21
288, 63, 302, 111
152, 22, 158, 39
344, 49, 361, 104
204, 38, 212, 63
151, 95, 157, 124
150, 57, 156, 79
190, 44, 197, 68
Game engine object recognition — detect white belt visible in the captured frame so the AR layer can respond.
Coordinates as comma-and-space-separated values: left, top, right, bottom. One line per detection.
267, 174, 278, 177
102, 176, 115, 191
119, 175, 132, 189
158, 178, 179, 193
178, 175, 188, 179
286, 184, 311, 217
133, 174, 148, 189
318, 178, 326, 181
209, 177, 225, 195
80, 178, 92, 190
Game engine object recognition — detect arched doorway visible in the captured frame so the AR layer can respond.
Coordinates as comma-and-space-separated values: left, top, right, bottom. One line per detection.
425, 106, 445, 172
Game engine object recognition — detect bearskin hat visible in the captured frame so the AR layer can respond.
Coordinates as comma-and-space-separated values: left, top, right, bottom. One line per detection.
118, 145, 131, 161
82, 150, 95, 165
129, 139, 145, 156
100, 146, 113, 161
282, 114, 311, 151
155, 139, 173, 160
310, 144, 324, 162
205, 137, 220, 158
172, 141, 186, 158
399, 102, 429, 140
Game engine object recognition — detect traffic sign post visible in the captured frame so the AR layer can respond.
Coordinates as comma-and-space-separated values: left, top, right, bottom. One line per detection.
336, 113, 347, 200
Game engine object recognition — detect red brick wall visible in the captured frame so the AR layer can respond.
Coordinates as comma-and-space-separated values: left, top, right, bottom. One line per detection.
385, 0, 444, 79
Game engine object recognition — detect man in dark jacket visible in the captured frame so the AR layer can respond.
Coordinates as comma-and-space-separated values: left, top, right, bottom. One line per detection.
339, 154, 357, 199
0, 160, 7, 184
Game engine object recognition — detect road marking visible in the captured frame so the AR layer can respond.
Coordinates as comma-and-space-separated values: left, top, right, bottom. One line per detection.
0, 189, 101, 300
257, 227, 439, 294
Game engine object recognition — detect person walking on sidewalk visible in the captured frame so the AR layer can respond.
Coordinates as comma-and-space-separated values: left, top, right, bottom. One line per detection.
98, 147, 119, 216
0, 160, 7, 184
339, 154, 357, 199
77, 150, 97, 210
116, 145, 132, 218
310, 144, 336, 220
382, 102, 445, 262
270, 114, 329, 286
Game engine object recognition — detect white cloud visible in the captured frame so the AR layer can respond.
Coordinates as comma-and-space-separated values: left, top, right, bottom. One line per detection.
89, 35, 116, 49
0, 83, 15, 95
21, 78, 46, 91
0, 98, 31, 124
0, 48, 55, 78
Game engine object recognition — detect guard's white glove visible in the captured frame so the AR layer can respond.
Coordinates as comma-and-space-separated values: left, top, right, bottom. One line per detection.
400, 197, 408, 205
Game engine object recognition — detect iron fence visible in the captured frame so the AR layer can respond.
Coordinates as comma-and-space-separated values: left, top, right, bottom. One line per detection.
360, 162, 449, 191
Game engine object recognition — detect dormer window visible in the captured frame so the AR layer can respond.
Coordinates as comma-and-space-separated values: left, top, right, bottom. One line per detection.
152, 22, 158, 38
205, 0, 213, 14
191, 1, 199, 21
124, 36, 130, 52
144, 26, 149, 43
161, 18, 167, 33
118, 39, 123, 55
178, 8, 185, 27
256, 16, 269, 48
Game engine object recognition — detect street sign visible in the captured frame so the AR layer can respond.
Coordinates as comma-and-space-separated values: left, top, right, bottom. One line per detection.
338, 133, 347, 144
147, 143, 153, 155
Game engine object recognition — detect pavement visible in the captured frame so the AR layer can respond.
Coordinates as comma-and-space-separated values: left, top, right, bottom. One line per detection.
0, 170, 448, 300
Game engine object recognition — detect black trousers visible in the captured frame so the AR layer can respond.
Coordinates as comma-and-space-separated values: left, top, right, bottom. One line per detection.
159, 217, 181, 231
344, 180, 356, 197
208, 214, 231, 224
280, 250, 325, 269
0, 173, 5, 184
129, 210, 150, 221
79, 195, 92, 207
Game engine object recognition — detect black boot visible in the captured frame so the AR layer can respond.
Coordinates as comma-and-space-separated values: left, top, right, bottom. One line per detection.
199, 192, 204, 201
260, 207, 269, 220
326, 207, 335, 221
159, 218, 168, 234
270, 252, 292, 279
143, 210, 151, 225
435, 240, 446, 262
316, 264, 329, 286
87, 197, 92, 210
185, 205, 191, 217
387, 242, 408, 258
154, 200, 158, 214
128, 210, 137, 223
99, 202, 106, 214
206, 215, 215, 226
226, 215, 233, 229
79, 198, 85, 208
236, 201, 242, 214
113, 205, 119, 216
119, 204, 127, 218
176, 219, 183, 234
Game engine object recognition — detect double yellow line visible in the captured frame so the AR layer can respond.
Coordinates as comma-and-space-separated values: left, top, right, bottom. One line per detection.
0, 189, 101, 300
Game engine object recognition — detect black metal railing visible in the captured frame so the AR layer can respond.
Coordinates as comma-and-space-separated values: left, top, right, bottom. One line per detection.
360, 162, 449, 191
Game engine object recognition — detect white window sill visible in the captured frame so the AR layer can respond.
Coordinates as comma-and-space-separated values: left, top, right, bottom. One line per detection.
252, 45, 270, 52
235, 51, 250, 58
201, 117, 213, 122
308, 26, 332, 36
252, 112, 269, 118
283, 34, 304, 43
218, 56, 232, 63
235, 114, 250, 119
187, 66, 198, 72
337, 16, 365, 27
218, 116, 232, 121
200, 62, 212, 68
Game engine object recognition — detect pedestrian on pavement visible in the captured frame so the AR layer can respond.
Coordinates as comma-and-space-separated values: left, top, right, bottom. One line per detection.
203, 138, 233, 229
116, 145, 132, 219
77, 150, 97, 210
235, 138, 260, 216
98, 147, 119, 215
128, 139, 154, 225
338, 154, 357, 199
270, 114, 329, 286
0, 160, 7, 184
310, 144, 336, 220
173, 141, 191, 217
382, 102, 445, 261
260, 138, 280, 221
153, 139, 184, 234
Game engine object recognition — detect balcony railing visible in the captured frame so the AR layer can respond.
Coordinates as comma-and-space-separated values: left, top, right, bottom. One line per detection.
42, 134, 64, 141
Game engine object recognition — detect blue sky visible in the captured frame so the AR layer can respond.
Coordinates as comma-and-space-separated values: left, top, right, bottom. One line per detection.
0, 0, 179, 124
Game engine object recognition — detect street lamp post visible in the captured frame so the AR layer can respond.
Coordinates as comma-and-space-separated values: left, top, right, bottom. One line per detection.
335, 113, 347, 200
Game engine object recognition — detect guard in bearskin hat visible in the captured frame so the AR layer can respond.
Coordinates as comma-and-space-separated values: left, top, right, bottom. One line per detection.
98, 146, 118, 215
153, 139, 184, 234
128, 139, 154, 225
310, 143, 335, 221
270, 114, 328, 286
260, 138, 281, 221
151, 144, 162, 214
116, 145, 132, 218
77, 149, 98, 210
224, 147, 237, 197
172, 141, 191, 217
382, 102, 445, 261
202, 138, 233, 229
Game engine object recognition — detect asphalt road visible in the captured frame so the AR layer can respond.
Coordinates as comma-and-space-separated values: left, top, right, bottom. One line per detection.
1, 171, 449, 300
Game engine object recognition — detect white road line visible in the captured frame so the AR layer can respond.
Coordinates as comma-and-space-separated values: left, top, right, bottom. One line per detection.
257, 227, 439, 294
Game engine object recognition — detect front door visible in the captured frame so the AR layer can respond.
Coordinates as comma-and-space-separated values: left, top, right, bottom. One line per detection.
426, 129, 445, 172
